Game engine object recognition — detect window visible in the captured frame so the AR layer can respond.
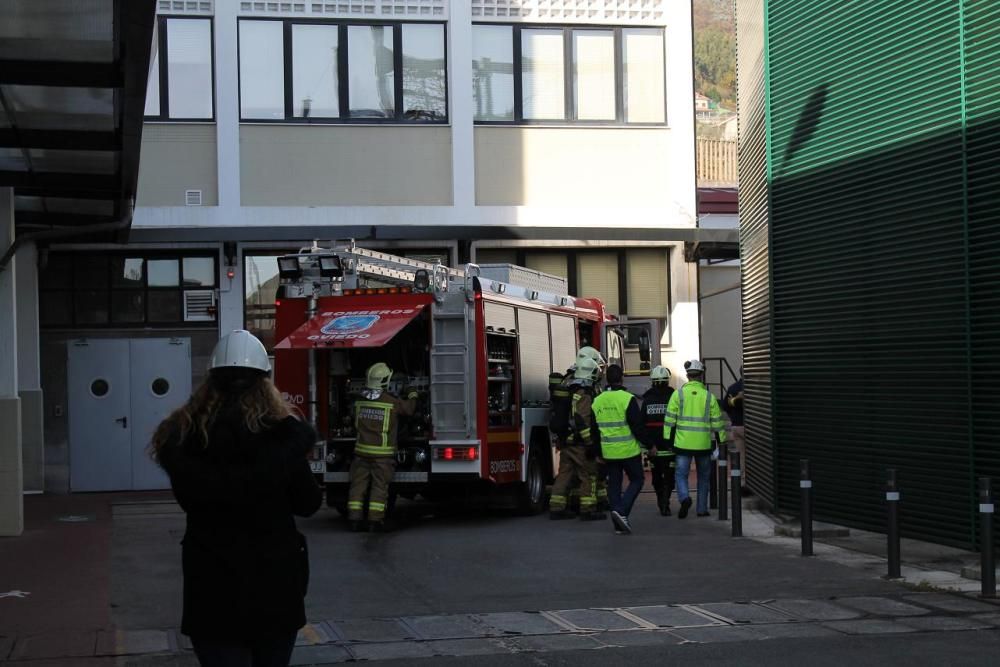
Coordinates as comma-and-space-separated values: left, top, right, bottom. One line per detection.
145, 17, 215, 121
39, 253, 217, 328
472, 24, 666, 125
238, 19, 448, 123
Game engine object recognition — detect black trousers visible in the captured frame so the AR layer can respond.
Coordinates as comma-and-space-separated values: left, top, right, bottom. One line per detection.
650, 456, 676, 507
191, 632, 297, 667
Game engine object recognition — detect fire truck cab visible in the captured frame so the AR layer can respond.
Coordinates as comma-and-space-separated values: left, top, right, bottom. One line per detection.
272, 242, 659, 515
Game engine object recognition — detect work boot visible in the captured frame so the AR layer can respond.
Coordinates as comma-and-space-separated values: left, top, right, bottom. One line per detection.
660, 500, 672, 517
696, 511, 710, 518
678, 498, 692, 519
597, 499, 610, 512
348, 520, 364, 532
579, 510, 606, 521
549, 509, 575, 520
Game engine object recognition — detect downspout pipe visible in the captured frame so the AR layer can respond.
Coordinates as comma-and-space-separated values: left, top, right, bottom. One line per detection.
0, 198, 134, 273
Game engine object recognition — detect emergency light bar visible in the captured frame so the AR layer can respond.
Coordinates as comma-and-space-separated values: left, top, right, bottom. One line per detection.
341, 287, 412, 296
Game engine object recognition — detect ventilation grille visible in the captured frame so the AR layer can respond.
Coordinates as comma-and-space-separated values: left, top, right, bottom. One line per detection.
158, 0, 213, 14
183, 290, 217, 322
471, 0, 665, 23
185, 190, 203, 206
239, 1, 446, 17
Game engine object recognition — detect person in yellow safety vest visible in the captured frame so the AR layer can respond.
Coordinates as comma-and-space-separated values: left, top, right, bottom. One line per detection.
664, 359, 727, 519
347, 362, 417, 532
592, 364, 648, 535
548, 358, 606, 522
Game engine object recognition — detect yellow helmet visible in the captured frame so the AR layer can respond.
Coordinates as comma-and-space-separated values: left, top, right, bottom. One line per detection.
366, 362, 393, 390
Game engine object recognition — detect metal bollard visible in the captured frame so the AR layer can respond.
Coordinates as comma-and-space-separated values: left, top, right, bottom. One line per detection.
886, 468, 901, 579
718, 442, 729, 522
980, 478, 996, 598
731, 451, 743, 537
800, 459, 813, 557
709, 457, 718, 510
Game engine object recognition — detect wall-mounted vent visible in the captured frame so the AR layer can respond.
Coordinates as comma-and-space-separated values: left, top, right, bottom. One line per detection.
185, 189, 203, 206
471, 0, 664, 23
183, 290, 216, 322
238, 1, 446, 17
158, 1, 213, 14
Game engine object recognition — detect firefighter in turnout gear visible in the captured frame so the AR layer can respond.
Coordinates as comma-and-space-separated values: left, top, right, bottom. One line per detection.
641, 366, 676, 516
347, 363, 417, 532
548, 358, 606, 521
664, 359, 727, 519
576, 346, 610, 510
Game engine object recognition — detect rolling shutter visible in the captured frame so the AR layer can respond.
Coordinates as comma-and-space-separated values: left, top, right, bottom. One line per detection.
576, 253, 618, 313
476, 249, 517, 265
626, 249, 668, 318
524, 253, 568, 280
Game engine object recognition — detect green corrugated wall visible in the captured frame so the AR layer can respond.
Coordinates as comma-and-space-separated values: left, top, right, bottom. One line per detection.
737, 0, 1000, 549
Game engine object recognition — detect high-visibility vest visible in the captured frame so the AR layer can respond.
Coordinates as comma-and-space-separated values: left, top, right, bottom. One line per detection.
663, 381, 727, 452
593, 388, 641, 460
354, 399, 396, 457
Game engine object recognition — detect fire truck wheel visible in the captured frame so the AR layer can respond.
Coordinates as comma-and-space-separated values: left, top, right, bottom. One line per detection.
516, 447, 546, 515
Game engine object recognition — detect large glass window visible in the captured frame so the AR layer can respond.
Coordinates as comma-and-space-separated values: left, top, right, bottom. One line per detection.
292, 24, 340, 118
472, 24, 667, 125
39, 253, 217, 329
240, 20, 285, 120
238, 19, 447, 124
145, 17, 215, 121
472, 25, 514, 121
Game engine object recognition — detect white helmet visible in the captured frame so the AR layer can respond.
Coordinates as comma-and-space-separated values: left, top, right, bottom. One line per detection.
577, 346, 606, 372
684, 359, 706, 375
573, 357, 600, 385
209, 330, 270, 373
650, 365, 671, 384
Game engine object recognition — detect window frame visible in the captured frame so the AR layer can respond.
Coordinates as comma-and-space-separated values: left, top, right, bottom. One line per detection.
472, 23, 667, 127
144, 15, 217, 122
38, 252, 219, 330
237, 17, 449, 125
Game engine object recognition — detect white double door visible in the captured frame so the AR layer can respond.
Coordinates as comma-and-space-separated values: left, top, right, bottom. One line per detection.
68, 338, 191, 492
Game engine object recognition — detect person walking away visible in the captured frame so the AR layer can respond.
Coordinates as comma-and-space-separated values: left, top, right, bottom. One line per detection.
723, 367, 746, 494
665, 359, 727, 518
151, 330, 322, 667
641, 366, 676, 516
348, 362, 417, 532
548, 358, 606, 521
592, 364, 647, 534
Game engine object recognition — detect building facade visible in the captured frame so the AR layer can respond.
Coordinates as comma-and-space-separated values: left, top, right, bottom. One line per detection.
737, 0, 1000, 549
26, 0, 735, 495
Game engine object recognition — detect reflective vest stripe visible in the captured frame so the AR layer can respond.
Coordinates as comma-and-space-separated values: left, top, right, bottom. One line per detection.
602, 434, 637, 443
599, 421, 628, 428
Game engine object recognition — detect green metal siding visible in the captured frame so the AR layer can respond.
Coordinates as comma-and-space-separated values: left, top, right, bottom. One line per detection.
738, 0, 1000, 548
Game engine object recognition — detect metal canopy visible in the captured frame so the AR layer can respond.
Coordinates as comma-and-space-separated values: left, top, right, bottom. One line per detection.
0, 0, 156, 242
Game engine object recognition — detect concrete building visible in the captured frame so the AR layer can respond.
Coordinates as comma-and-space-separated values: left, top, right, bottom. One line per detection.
2, 0, 738, 513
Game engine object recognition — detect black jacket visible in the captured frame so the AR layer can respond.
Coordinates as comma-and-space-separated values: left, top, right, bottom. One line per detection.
157, 405, 322, 639
641, 385, 675, 449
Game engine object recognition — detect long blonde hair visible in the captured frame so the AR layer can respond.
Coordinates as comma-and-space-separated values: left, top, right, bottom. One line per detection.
150, 373, 293, 462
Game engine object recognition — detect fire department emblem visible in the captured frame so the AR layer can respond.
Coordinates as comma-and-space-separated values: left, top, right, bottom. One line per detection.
321, 314, 380, 335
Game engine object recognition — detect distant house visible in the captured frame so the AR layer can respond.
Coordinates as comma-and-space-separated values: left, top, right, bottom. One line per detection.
695, 92, 712, 111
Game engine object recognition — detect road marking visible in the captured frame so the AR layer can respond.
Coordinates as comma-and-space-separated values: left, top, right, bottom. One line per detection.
0, 590, 31, 599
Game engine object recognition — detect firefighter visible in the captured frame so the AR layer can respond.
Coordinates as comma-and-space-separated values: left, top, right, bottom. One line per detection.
664, 359, 727, 519
642, 366, 676, 516
575, 346, 611, 510
347, 362, 417, 532
548, 358, 605, 521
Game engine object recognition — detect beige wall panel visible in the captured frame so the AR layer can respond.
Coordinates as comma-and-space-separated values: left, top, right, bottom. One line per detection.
577, 253, 618, 313
699, 264, 742, 385
627, 249, 668, 317
137, 124, 218, 206
475, 127, 671, 206
524, 253, 568, 279
240, 126, 452, 206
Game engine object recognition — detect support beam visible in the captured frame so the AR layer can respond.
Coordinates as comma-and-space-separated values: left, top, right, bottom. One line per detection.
0, 187, 23, 536
15, 243, 42, 493
0, 171, 119, 191
0, 60, 123, 88
0, 129, 120, 152
15, 212, 117, 228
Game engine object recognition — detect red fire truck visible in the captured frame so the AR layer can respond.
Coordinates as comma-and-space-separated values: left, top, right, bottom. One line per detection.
272, 243, 659, 514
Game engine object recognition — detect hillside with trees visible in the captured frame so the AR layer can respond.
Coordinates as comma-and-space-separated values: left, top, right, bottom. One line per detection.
693, 0, 736, 110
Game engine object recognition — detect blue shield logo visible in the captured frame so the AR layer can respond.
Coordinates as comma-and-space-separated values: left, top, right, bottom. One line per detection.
321, 314, 380, 335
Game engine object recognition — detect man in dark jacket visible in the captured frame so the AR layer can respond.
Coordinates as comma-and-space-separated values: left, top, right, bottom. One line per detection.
641, 365, 676, 516
723, 367, 745, 492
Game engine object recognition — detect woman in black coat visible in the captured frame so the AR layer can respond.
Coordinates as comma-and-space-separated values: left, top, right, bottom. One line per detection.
152, 330, 322, 667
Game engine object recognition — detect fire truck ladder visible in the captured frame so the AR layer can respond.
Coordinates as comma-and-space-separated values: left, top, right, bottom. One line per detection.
331, 243, 465, 291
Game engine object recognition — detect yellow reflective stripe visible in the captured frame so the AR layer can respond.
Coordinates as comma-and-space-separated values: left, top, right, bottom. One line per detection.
347, 501, 364, 509
368, 502, 386, 511
356, 444, 395, 456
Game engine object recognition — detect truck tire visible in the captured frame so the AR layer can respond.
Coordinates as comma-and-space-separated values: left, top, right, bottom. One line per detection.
516, 447, 546, 515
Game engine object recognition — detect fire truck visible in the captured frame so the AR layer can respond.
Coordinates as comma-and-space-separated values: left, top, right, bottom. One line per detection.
272, 242, 659, 514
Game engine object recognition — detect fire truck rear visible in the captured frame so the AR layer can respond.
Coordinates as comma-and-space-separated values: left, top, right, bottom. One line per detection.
272, 242, 659, 515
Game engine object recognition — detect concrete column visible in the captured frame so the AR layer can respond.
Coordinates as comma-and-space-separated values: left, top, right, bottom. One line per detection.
448, 1, 475, 211
214, 0, 241, 209
663, 243, 701, 382
218, 243, 244, 336
15, 242, 43, 492
0, 187, 23, 536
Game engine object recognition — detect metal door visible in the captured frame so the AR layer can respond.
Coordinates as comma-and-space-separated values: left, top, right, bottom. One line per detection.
129, 338, 190, 490
68, 339, 132, 491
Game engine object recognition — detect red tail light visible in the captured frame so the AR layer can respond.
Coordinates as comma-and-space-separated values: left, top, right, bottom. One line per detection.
435, 446, 478, 461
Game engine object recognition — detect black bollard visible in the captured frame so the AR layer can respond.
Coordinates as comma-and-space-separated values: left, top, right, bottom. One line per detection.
718, 442, 729, 522
886, 468, 901, 579
800, 459, 813, 557
709, 457, 718, 510
731, 451, 742, 537
980, 478, 996, 598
